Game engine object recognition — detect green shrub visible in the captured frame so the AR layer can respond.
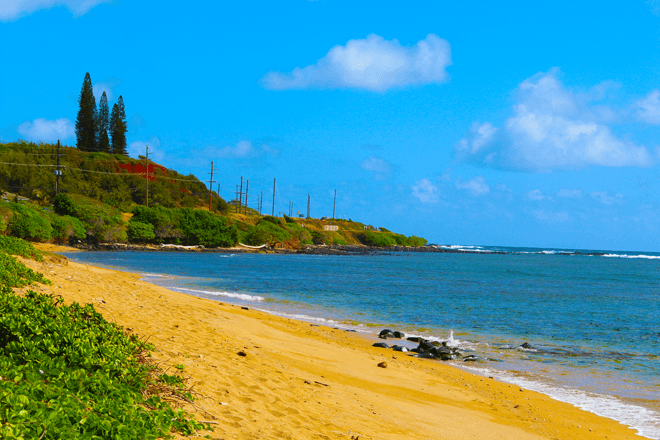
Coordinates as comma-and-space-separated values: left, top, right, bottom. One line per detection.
51, 215, 86, 243
260, 215, 283, 226
7, 203, 53, 242
406, 235, 427, 247
0, 287, 208, 439
0, 253, 51, 287
179, 209, 238, 247
0, 236, 43, 261
131, 206, 183, 243
333, 238, 348, 245
357, 231, 397, 247
310, 230, 328, 245
53, 193, 77, 217
127, 221, 156, 242
243, 221, 292, 246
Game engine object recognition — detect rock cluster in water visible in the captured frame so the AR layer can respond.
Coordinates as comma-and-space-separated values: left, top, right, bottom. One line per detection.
373, 329, 480, 362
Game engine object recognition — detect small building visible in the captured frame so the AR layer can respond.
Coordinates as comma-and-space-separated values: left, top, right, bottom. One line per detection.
323, 225, 339, 231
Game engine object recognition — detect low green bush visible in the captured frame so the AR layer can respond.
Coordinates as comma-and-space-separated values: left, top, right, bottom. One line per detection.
357, 231, 397, 247
0, 236, 43, 261
51, 215, 86, 244
243, 220, 292, 246
0, 253, 51, 287
6, 203, 53, 242
127, 221, 156, 242
0, 287, 208, 439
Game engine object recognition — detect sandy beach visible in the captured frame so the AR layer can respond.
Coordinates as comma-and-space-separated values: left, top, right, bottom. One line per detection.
19, 245, 642, 440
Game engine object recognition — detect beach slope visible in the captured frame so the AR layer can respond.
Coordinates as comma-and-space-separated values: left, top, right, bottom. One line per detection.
20, 247, 642, 440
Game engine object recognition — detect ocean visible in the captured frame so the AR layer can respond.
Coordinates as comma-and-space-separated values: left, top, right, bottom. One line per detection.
64, 245, 660, 439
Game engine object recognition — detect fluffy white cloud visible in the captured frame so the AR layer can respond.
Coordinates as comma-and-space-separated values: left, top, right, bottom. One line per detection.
531, 209, 570, 222
591, 191, 623, 205
524, 189, 552, 202
455, 176, 490, 196
129, 137, 163, 161
412, 178, 438, 203
455, 69, 654, 172
0, 0, 110, 21
360, 156, 393, 180
557, 188, 583, 199
634, 90, 660, 124
17, 118, 74, 142
206, 141, 277, 159
262, 33, 451, 92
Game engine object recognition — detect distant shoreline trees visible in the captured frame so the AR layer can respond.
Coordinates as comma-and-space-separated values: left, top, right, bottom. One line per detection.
75, 72, 128, 155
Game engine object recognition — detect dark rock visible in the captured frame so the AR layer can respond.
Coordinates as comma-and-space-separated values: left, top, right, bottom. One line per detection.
372, 342, 390, 349
416, 352, 438, 359
520, 342, 535, 350
431, 341, 441, 347
417, 340, 436, 353
406, 336, 422, 343
377, 362, 387, 368
379, 329, 395, 339
463, 355, 480, 362
237, 351, 247, 357
391, 345, 409, 352
392, 331, 405, 339
241, 306, 249, 310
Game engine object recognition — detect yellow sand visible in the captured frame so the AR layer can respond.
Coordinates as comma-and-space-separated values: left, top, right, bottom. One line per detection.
21, 244, 642, 440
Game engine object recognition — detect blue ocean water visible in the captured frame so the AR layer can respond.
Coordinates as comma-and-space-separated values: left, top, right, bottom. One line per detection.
64, 246, 660, 438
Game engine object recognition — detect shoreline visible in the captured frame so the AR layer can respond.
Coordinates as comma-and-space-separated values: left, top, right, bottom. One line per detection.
22, 245, 648, 439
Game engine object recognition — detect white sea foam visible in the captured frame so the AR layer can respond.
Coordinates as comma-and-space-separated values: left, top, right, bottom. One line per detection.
172, 287, 264, 302
260, 310, 340, 325
603, 254, 660, 260
142, 273, 165, 277
460, 366, 660, 439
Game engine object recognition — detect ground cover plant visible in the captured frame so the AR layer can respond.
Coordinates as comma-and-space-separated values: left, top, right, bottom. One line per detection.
0, 238, 211, 439
0, 235, 44, 261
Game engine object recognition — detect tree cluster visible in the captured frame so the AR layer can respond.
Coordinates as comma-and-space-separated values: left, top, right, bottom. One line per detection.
75, 72, 128, 155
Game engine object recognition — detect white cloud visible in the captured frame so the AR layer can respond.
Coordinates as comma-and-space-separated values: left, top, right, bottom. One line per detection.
591, 191, 623, 205
129, 137, 164, 161
524, 189, 552, 202
455, 176, 490, 196
17, 118, 74, 142
0, 0, 110, 21
455, 69, 655, 172
206, 140, 277, 159
557, 188, 583, 199
412, 178, 438, 203
634, 90, 660, 124
360, 156, 393, 180
531, 209, 570, 222
262, 33, 451, 92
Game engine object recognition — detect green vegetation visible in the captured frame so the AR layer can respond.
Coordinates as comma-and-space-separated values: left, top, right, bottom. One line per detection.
130, 205, 238, 247
0, 235, 43, 261
0, 140, 426, 248
0, 237, 210, 439
0, 253, 51, 287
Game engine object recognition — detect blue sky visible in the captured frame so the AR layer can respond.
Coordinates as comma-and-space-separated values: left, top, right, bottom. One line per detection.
2, 1, 660, 251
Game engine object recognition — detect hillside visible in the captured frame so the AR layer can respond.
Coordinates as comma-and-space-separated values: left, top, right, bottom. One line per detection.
0, 141, 426, 249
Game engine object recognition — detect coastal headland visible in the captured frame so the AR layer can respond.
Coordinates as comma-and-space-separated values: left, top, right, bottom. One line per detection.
22, 244, 642, 440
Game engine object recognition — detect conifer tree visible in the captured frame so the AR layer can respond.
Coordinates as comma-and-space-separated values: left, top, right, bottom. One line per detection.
75, 72, 97, 152
110, 96, 128, 155
97, 91, 110, 152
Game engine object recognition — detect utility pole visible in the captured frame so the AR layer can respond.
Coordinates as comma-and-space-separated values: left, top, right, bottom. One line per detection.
259, 191, 263, 215
239, 176, 243, 214
272, 178, 276, 216
235, 185, 239, 213
145, 145, 149, 208
307, 194, 311, 219
333, 189, 337, 220
245, 180, 249, 215
207, 161, 215, 212
54, 140, 62, 195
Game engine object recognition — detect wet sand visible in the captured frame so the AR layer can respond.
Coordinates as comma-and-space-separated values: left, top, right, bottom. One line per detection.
19, 245, 643, 440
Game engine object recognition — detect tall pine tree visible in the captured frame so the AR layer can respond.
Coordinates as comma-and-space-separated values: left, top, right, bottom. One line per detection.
75, 72, 97, 152
110, 95, 128, 155
97, 91, 110, 152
